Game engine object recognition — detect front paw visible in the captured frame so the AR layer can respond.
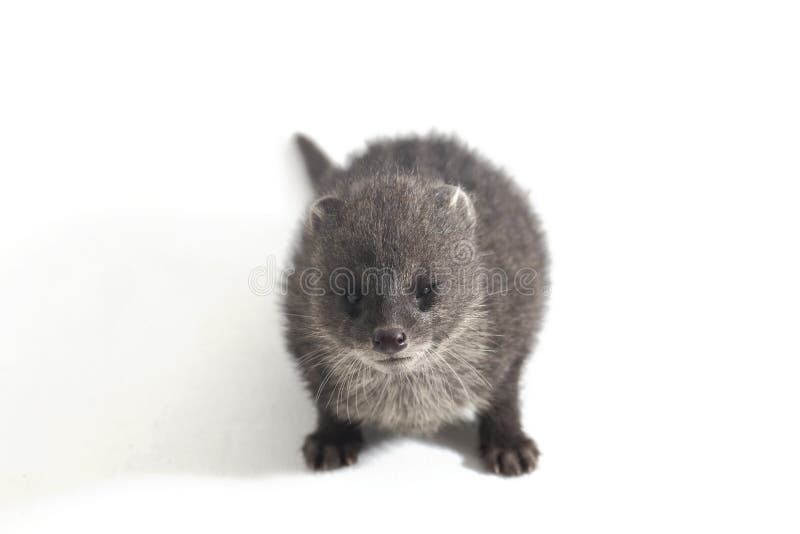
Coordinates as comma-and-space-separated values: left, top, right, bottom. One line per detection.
481, 435, 540, 476
302, 429, 363, 471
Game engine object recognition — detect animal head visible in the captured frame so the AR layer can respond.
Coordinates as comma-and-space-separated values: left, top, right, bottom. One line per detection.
298, 174, 485, 373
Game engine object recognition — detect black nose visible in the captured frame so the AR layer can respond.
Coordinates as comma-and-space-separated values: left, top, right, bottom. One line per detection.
372, 327, 408, 354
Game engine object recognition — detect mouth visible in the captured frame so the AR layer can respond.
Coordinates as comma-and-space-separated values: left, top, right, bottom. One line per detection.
362, 344, 430, 373
375, 355, 414, 368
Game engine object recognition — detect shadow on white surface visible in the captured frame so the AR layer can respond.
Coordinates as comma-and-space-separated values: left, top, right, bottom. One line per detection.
364, 423, 488, 474
0, 144, 494, 509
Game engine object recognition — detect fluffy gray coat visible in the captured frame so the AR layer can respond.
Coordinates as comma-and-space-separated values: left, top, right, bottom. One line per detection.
284, 134, 549, 476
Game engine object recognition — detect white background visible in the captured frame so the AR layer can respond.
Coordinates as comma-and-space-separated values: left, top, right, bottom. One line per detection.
1, 1, 799, 532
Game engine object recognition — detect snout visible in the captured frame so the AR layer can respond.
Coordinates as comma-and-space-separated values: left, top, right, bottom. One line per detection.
372, 327, 408, 354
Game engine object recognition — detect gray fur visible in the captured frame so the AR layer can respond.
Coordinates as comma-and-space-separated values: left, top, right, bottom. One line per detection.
284, 134, 549, 475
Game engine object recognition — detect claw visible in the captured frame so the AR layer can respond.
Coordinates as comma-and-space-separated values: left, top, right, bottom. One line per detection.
483, 436, 540, 477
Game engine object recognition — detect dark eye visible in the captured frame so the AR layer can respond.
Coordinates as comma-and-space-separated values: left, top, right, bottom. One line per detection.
416, 285, 432, 298
415, 280, 437, 311
340, 290, 362, 319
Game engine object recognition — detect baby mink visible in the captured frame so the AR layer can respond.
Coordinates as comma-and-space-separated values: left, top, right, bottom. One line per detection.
284, 134, 549, 476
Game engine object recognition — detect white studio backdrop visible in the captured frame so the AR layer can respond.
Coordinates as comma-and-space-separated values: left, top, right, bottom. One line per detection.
1, 1, 799, 532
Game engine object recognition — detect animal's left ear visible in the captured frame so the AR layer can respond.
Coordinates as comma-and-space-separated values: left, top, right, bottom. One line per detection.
435, 184, 477, 230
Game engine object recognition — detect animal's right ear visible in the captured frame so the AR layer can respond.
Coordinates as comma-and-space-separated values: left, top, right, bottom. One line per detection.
307, 195, 343, 232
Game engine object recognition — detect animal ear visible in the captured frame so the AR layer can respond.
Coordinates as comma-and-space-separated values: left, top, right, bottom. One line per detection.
307, 195, 343, 231
435, 184, 476, 230
295, 134, 338, 192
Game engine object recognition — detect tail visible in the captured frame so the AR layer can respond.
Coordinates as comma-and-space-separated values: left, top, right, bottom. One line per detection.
294, 133, 336, 191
